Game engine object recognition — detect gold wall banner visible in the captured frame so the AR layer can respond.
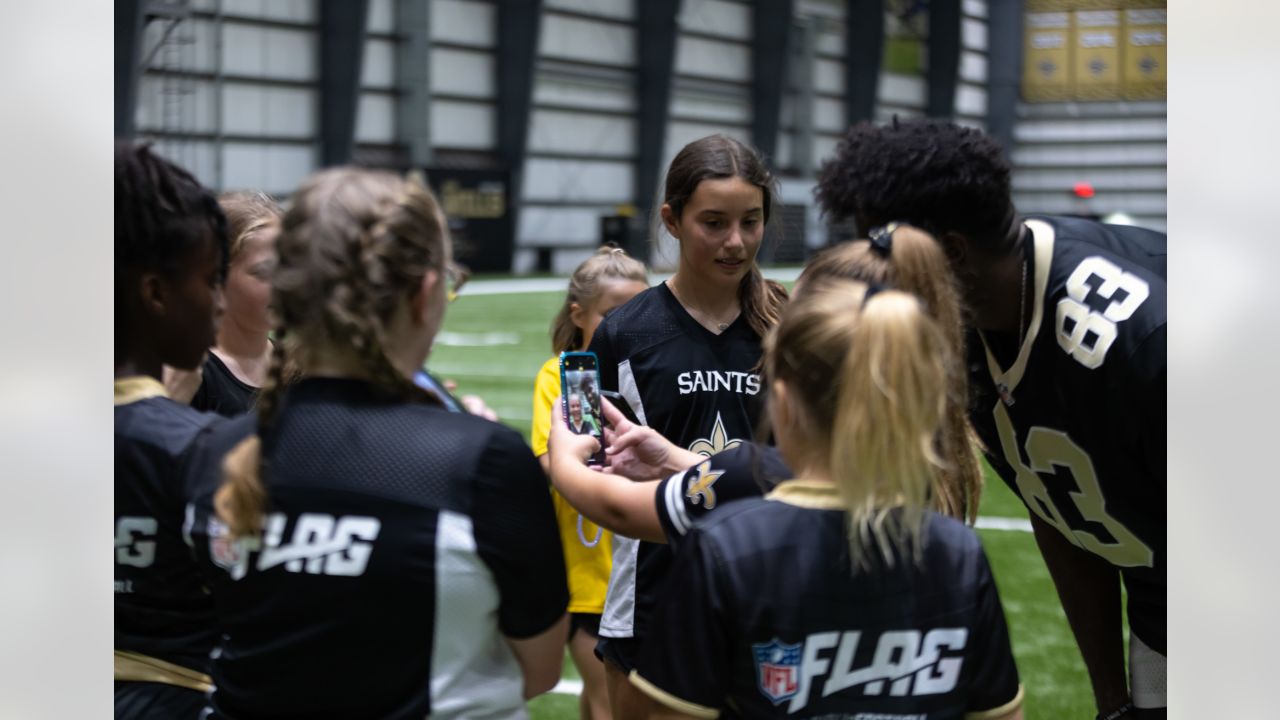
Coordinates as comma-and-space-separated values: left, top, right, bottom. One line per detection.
1074, 10, 1122, 99
1024, 11, 1073, 101
1123, 8, 1167, 99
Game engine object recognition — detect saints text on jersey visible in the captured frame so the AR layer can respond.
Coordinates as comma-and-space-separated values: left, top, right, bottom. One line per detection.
677, 370, 761, 396
753, 628, 969, 713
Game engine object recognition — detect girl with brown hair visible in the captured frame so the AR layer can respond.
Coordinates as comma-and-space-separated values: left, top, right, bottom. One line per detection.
582, 135, 788, 714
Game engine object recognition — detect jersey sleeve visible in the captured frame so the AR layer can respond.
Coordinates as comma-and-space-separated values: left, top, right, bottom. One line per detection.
655, 443, 791, 549
470, 425, 568, 638
587, 319, 619, 394
963, 550, 1023, 717
529, 358, 561, 458
630, 527, 730, 718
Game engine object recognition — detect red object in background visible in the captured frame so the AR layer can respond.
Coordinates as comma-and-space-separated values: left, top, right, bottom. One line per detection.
1073, 181, 1096, 198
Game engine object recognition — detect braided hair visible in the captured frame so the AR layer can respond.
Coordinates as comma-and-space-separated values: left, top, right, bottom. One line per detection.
218, 168, 449, 536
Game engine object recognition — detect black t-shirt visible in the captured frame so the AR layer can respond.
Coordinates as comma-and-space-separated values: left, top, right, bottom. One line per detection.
655, 442, 791, 549
115, 378, 222, 673
967, 215, 1166, 653
633, 481, 1022, 719
184, 378, 567, 719
191, 351, 258, 417
587, 282, 766, 659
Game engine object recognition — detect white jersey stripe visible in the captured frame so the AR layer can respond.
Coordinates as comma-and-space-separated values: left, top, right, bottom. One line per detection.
430, 510, 527, 719
664, 471, 691, 536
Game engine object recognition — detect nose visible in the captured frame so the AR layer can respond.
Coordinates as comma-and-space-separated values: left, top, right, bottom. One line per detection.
724, 224, 745, 251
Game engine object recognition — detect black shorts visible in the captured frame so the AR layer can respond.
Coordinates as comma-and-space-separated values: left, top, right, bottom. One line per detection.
115, 680, 207, 719
571, 612, 601, 640
594, 635, 640, 673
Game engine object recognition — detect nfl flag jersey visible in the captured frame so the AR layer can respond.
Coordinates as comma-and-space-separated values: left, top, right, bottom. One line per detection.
184, 378, 567, 720
588, 282, 766, 663
655, 442, 790, 548
967, 215, 1166, 654
632, 480, 1022, 719
115, 376, 221, 678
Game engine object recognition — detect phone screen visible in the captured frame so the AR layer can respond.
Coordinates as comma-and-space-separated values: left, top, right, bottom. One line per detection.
560, 352, 605, 463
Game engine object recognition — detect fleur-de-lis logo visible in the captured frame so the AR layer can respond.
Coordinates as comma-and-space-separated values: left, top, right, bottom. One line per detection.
687, 412, 742, 458
685, 460, 726, 510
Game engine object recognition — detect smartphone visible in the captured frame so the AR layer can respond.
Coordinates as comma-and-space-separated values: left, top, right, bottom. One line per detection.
560, 351, 606, 465
599, 389, 641, 427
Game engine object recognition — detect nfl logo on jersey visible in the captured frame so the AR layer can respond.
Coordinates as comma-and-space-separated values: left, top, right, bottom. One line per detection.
752, 638, 802, 705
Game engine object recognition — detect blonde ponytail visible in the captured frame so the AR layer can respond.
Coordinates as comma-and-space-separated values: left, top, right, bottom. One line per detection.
764, 280, 952, 569
829, 289, 948, 568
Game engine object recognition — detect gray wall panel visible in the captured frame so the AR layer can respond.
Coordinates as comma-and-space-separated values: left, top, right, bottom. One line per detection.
431, 0, 496, 46
527, 110, 636, 156
431, 100, 496, 149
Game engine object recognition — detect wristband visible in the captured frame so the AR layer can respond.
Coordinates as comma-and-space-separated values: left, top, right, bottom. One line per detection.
1096, 702, 1133, 720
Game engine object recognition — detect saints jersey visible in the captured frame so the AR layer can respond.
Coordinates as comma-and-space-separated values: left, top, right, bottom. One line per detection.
655, 442, 790, 549
115, 376, 221, 674
967, 215, 1166, 653
184, 378, 567, 719
588, 282, 765, 661
632, 481, 1023, 719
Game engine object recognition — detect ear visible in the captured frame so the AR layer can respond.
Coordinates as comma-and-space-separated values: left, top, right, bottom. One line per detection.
139, 272, 168, 317
660, 204, 680, 237
938, 231, 970, 269
770, 379, 793, 433
568, 301, 587, 330
410, 268, 442, 324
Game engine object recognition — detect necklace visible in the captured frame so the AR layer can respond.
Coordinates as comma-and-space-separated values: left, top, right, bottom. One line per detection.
717, 322, 730, 331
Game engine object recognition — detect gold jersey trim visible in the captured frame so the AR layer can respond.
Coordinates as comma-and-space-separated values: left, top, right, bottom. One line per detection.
965, 684, 1024, 720
765, 479, 844, 510
629, 670, 720, 719
115, 376, 169, 406
114, 649, 213, 693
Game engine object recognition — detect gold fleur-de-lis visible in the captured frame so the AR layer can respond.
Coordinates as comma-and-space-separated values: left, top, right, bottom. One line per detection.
687, 412, 742, 458
685, 460, 726, 509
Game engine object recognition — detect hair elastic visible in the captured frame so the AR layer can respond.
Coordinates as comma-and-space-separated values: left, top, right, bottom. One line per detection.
861, 283, 889, 307
867, 222, 902, 255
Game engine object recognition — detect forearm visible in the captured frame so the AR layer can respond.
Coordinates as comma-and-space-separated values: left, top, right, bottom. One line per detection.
1030, 515, 1129, 711
549, 453, 664, 542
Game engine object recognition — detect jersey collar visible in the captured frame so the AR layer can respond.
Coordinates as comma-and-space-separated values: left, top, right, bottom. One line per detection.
766, 479, 844, 509
977, 219, 1055, 406
114, 376, 168, 406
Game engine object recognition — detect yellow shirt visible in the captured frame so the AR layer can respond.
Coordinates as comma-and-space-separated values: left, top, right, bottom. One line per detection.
532, 357, 613, 614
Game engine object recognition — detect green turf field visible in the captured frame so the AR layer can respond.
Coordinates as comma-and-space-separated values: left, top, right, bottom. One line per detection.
431, 287, 1094, 719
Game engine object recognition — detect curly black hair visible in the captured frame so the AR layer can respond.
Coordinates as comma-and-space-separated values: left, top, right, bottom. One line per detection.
115, 140, 227, 282
816, 119, 1015, 248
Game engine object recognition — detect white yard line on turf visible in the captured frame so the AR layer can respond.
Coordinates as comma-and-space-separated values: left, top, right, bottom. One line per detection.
461, 267, 805, 297
551, 678, 585, 696
975, 516, 1033, 532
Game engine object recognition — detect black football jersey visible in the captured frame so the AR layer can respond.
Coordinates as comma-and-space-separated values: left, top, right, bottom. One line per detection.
115, 377, 222, 673
183, 378, 567, 719
967, 215, 1166, 653
655, 442, 791, 548
633, 481, 1022, 719
191, 351, 257, 417
588, 282, 766, 658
